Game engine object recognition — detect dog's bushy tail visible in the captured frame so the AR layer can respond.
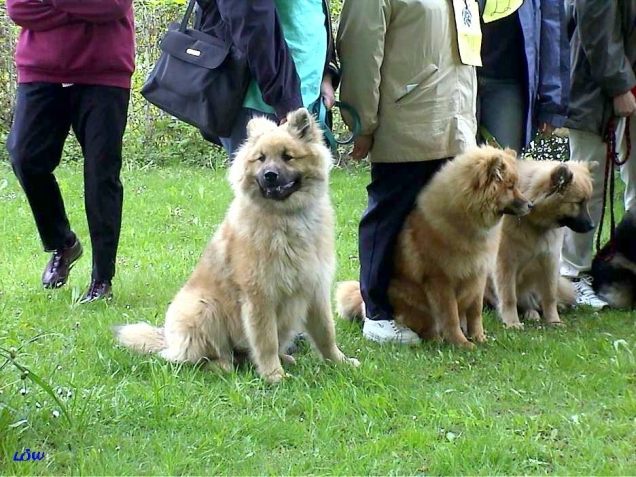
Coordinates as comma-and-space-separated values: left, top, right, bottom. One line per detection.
558, 277, 576, 306
114, 323, 166, 354
336, 281, 365, 321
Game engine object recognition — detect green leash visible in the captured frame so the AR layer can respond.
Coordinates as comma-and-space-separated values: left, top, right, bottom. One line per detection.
312, 98, 362, 153
479, 125, 503, 149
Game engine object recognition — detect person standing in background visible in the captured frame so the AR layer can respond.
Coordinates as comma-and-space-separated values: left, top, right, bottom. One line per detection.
477, 0, 570, 153
560, 0, 636, 309
194, 0, 339, 160
6, 0, 135, 302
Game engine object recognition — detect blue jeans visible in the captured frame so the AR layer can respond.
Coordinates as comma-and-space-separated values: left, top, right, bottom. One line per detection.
477, 76, 525, 153
219, 107, 277, 161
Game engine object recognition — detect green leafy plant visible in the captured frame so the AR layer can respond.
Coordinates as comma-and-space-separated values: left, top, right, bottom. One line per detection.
0, 334, 72, 426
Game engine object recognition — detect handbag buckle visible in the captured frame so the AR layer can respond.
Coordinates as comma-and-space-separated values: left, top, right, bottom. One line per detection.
186, 48, 201, 57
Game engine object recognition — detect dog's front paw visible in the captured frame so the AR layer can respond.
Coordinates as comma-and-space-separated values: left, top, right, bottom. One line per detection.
470, 331, 487, 343
545, 319, 564, 327
503, 320, 524, 330
262, 366, 287, 384
522, 309, 541, 322
325, 348, 359, 366
279, 354, 297, 366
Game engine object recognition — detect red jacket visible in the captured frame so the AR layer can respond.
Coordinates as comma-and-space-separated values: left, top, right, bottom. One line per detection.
7, 0, 135, 89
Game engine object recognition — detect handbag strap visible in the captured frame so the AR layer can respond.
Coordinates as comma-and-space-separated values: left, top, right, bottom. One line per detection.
178, 0, 198, 32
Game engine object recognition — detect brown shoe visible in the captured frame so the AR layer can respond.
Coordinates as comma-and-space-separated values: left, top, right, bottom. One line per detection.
42, 239, 83, 289
80, 280, 113, 303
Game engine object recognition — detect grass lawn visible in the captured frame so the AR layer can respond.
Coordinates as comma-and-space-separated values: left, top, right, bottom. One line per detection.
0, 159, 635, 475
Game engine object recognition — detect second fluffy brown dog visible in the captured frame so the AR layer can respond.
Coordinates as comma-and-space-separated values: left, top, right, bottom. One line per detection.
338, 145, 531, 347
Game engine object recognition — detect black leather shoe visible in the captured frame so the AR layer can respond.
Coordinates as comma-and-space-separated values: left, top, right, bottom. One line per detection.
80, 280, 113, 303
42, 239, 83, 289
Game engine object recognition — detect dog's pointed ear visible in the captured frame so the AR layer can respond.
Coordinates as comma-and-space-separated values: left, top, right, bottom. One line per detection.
587, 161, 600, 172
246, 116, 277, 140
286, 108, 320, 142
503, 147, 518, 160
550, 164, 574, 192
487, 155, 505, 183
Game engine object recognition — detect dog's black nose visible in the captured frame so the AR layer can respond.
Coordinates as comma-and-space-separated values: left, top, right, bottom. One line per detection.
264, 170, 278, 184
527, 202, 534, 209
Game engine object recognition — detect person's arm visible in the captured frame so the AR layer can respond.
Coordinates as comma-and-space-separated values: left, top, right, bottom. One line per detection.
6, 0, 73, 31
216, 0, 302, 121
49, 0, 132, 23
323, 0, 340, 88
537, 0, 570, 129
336, 0, 390, 136
575, 0, 636, 98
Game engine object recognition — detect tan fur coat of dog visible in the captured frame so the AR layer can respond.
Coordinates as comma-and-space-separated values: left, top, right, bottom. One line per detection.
115, 109, 358, 383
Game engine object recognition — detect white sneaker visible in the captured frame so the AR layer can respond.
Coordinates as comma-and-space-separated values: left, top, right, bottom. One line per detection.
572, 275, 608, 309
362, 319, 421, 345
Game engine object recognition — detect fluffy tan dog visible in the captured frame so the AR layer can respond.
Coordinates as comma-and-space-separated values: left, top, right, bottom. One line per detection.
337, 146, 531, 347
115, 108, 358, 383
494, 160, 594, 328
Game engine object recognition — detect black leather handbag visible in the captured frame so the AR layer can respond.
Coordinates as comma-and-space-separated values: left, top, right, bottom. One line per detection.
141, 0, 249, 138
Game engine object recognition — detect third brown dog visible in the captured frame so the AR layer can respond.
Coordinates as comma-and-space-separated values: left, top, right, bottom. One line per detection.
494, 159, 595, 328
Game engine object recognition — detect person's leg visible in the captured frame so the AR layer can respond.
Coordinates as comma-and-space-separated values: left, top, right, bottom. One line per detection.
619, 117, 636, 212
477, 77, 525, 153
70, 85, 130, 299
359, 158, 449, 343
7, 83, 75, 251
219, 108, 278, 161
561, 129, 608, 276
7, 83, 83, 288
560, 128, 609, 308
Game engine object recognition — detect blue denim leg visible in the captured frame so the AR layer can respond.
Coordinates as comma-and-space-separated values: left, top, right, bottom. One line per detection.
477, 77, 526, 153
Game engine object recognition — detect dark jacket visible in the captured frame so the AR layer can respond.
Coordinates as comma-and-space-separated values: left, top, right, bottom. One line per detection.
480, 0, 570, 147
195, 0, 338, 121
6, 0, 134, 89
566, 0, 636, 135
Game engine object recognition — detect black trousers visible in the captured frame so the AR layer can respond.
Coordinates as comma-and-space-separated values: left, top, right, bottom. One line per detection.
359, 158, 449, 321
7, 83, 130, 282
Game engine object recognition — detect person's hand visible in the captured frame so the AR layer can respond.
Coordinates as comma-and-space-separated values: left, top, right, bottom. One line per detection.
538, 122, 555, 135
320, 74, 335, 110
613, 90, 636, 117
351, 134, 373, 160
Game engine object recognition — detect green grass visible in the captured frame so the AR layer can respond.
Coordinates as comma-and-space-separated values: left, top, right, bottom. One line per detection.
0, 160, 635, 475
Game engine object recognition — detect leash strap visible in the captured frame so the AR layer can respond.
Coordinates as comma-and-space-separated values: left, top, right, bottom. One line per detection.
596, 116, 632, 259
479, 125, 503, 149
312, 98, 362, 153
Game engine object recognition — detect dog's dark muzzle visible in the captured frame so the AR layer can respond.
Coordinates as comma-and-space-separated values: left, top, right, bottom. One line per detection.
257, 168, 302, 201
560, 214, 595, 233
503, 198, 533, 217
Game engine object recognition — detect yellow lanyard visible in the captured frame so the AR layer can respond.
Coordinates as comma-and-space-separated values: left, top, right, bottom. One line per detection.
452, 0, 483, 66
483, 0, 523, 23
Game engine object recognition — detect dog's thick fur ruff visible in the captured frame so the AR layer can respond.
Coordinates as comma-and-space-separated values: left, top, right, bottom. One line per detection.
337, 145, 531, 347
493, 160, 594, 328
115, 109, 358, 383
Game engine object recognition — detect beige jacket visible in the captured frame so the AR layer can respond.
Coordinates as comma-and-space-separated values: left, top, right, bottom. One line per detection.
337, 0, 477, 162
